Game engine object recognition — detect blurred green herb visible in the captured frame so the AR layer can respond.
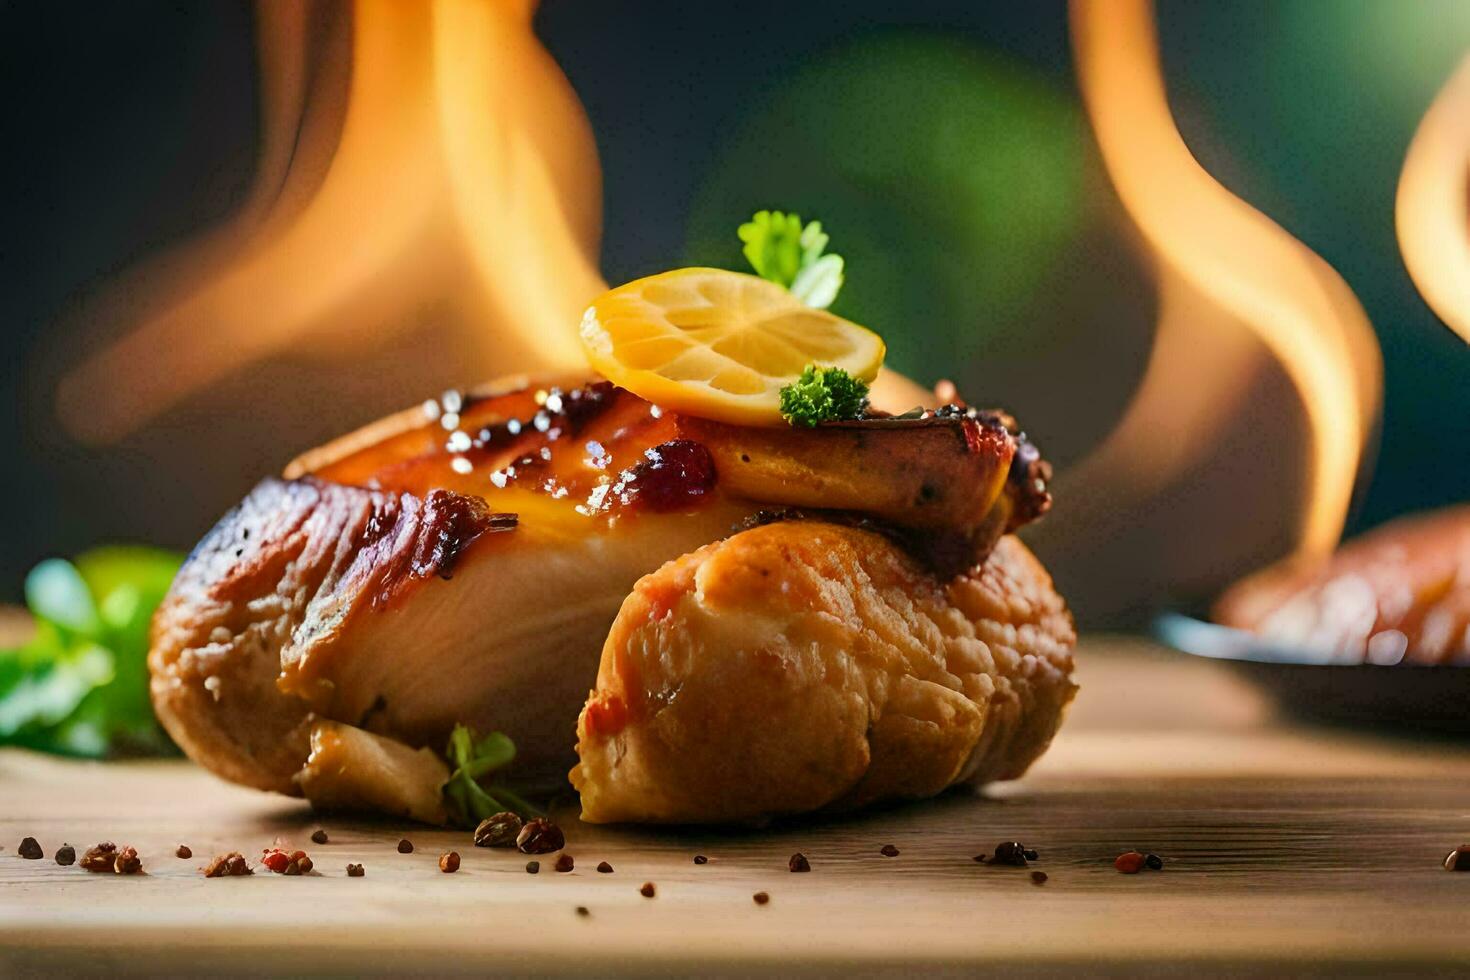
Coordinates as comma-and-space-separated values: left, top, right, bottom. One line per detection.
442, 723, 541, 828
778, 363, 870, 427
737, 210, 844, 309
0, 547, 182, 757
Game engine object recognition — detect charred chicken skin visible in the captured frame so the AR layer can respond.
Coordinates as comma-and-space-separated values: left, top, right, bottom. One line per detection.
149, 374, 1059, 814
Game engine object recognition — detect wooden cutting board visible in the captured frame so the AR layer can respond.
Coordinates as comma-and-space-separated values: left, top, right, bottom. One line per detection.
4, 637, 1470, 976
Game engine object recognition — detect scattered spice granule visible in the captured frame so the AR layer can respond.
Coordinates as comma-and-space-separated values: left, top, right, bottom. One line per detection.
1030, 871, 1048, 886
54, 845, 76, 866
576, 906, 590, 917
114, 846, 143, 875
17, 837, 42, 860
525, 861, 541, 874
753, 891, 770, 905
202, 852, 252, 878
474, 812, 523, 848
440, 851, 461, 873
517, 818, 566, 855
347, 863, 366, 877
397, 838, 414, 854
880, 844, 900, 857
989, 842, 1030, 867
80, 842, 118, 873
263, 848, 314, 875
311, 829, 329, 845
175, 844, 192, 860
555, 854, 575, 873
1443, 846, 1470, 872
693, 855, 709, 865
640, 882, 656, 898
597, 861, 614, 874
1145, 853, 1164, 871
1114, 851, 1146, 874
788, 853, 811, 873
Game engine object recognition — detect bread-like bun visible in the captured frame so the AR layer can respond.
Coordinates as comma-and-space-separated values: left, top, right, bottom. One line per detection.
572, 522, 1076, 824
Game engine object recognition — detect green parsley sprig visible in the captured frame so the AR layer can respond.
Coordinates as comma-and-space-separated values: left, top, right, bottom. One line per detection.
779, 364, 870, 427
442, 723, 541, 828
737, 210, 845, 309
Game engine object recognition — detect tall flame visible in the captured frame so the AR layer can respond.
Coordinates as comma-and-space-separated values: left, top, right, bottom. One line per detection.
1397, 55, 1470, 344
57, 0, 604, 444
1066, 0, 1381, 560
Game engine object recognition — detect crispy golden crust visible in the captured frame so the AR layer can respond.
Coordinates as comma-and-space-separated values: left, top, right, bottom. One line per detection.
572, 523, 1076, 824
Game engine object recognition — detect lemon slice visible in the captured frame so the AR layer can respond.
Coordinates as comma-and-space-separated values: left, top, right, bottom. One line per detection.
579, 268, 885, 426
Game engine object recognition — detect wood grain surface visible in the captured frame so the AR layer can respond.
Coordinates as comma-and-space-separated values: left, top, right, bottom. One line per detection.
4, 637, 1470, 977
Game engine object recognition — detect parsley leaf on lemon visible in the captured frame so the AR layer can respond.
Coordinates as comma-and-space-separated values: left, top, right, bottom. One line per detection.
778, 364, 870, 427
738, 210, 845, 309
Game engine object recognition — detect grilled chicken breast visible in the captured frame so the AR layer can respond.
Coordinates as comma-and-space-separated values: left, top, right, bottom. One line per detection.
572, 525, 1075, 824
149, 374, 1042, 803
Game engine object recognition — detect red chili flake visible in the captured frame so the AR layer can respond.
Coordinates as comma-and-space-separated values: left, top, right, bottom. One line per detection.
397, 838, 414, 854
80, 842, 118, 873
879, 844, 900, 857
310, 829, 329, 845
263, 847, 313, 875
114, 846, 143, 875
640, 882, 656, 898
175, 844, 192, 860
1114, 851, 1146, 874
596, 861, 614, 874
346, 863, 366, 877
753, 891, 770, 905
788, 853, 811, 873
17, 837, 42, 860
203, 852, 252, 877
1030, 871, 1048, 885
439, 851, 461, 873
54, 845, 76, 866
555, 854, 575, 873
693, 855, 709, 865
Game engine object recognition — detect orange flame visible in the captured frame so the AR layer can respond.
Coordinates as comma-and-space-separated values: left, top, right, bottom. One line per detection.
1397, 55, 1470, 344
1067, 0, 1381, 559
57, 0, 604, 444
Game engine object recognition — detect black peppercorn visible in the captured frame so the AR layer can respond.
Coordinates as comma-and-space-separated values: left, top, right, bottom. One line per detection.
990, 842, 1029, 867
525, 860, 541, 874
397, 838, 414, 854
1444, 846, 1470, 872
310, 829, 329, 845
17, 837, 42, 860
1145, 853, 1164, 871
54, 844, 76, 866
880, 844, 900, 857
788, 853, 811, 873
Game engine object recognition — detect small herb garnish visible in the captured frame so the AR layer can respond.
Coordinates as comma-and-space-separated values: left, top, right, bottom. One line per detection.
778, 364, 870, 427
442, 723, 541, 828
737, 210, 844, 309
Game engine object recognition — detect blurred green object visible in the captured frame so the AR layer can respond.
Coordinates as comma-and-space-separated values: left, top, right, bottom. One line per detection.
1, 546, 182, 757
687, 32, 1086, 384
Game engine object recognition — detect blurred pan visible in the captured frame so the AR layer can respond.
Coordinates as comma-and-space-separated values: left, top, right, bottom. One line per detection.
1153, 611, 1470, 733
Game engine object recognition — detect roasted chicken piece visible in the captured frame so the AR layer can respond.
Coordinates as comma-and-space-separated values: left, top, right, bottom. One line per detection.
1215, 505, 1470, 664
572, 524, 1075, 824
149, 374, 1043, 805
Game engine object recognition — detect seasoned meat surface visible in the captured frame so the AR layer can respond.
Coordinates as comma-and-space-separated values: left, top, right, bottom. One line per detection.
149, 373, 1051, 809
572, 524, 1076, 824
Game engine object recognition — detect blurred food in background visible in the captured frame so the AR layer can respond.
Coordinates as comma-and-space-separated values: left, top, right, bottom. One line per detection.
1216, 506, 1470, 665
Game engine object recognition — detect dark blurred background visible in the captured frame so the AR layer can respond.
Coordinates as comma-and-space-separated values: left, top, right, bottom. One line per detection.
2, 0, 1467, 622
